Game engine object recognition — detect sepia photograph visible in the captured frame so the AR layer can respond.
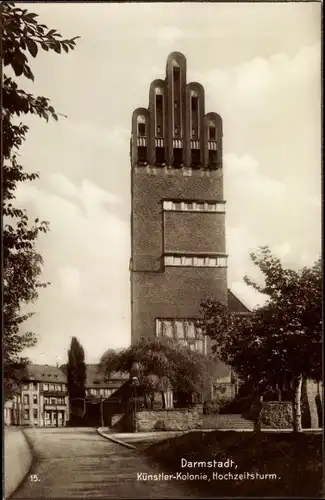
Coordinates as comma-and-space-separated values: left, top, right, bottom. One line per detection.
2, 1, 322, 499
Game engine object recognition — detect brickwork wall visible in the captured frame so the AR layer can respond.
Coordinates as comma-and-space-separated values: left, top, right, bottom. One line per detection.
164, 211, 226, 254
132, 267, 227, 340
131, 168, 224, 272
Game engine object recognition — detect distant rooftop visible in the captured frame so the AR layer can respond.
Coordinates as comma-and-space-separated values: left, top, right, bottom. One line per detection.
228, 289, 251, 314
85, 364, 129, 387
20, 364, 67, 384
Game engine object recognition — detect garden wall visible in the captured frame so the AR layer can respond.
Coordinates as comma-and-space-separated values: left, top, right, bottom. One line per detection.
112, 408, 201, 432
259, 402, 293, 429
136, 408, 201, 432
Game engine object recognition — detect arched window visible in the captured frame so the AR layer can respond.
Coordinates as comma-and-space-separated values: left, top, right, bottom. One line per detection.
136, 115, 147, 165
207, 119, 218, 168
172, 60, 181, 138
137, 115, 146, 137
208, 123, 216, 141
190, 90, 199, 140
155, 87, 164, 138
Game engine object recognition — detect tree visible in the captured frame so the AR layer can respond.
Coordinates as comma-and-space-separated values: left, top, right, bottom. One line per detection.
67, 337, 87, 399
200, 246, 322, 432
1, 1, 79, 398
100, 337, 210, 409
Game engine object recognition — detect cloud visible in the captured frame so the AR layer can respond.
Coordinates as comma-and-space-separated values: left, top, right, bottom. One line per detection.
273, 242, 292, 261
224, 154, 287, 203
15, 176, 130, 363
156, 26, 185, 47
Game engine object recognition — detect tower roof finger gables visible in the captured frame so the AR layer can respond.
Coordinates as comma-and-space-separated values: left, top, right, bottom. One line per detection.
131, 51, 223, 171
131, 52, 228, 354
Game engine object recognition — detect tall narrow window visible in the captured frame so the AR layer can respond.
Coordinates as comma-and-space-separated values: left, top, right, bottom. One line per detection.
191, 97, 198, 112
191, 96, 199, 140
173, 147, 183, 168
138, 123, 146, 137
173, 66, 180, 82
155, 147, 165, 166
209, 150, 218, 168
156, 95, 163, 111
209, 126, 216, 141
155, 93, 164, 137
191, 149, 201, 168
173, 64, 181, 138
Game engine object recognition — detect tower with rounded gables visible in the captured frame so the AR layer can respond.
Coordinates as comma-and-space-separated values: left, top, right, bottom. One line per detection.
130, 52, 228, 354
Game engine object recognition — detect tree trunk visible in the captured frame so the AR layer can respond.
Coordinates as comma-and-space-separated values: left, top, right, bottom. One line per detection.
161, 391, 167, 409
253, 387, 263, 432
292, 373, 303, 432
144, 392, 150, 409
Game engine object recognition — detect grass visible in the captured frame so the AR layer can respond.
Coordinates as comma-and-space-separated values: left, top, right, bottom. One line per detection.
143, 430, 323, 498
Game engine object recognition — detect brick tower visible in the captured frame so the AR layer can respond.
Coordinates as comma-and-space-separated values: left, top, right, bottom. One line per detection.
130, 52, 228, 353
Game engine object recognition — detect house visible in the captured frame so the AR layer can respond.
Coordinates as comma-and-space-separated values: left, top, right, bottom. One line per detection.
85, 364, 129, 398
13, 364, 69, 427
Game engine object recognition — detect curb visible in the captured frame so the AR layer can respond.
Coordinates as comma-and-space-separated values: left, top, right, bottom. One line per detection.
5, 428, 35, 499
96, 428, 137, 450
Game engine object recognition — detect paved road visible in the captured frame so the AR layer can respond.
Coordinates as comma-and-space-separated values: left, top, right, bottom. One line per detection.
11, 427, 192, 499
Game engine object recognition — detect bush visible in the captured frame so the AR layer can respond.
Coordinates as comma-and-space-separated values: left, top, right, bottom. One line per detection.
220, 394, 254, 416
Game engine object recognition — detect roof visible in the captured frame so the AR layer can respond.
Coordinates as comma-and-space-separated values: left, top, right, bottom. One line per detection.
20, 364, 67, 384
227, 289, 251, 314
85, 364, 129, 387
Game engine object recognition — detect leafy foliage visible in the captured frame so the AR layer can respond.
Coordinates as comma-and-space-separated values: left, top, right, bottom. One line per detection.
2, 1, 79, 398
100, 337, 210, 409
200, 246, 322, 430
67, 337, 87, 399
201, 247, 322, 385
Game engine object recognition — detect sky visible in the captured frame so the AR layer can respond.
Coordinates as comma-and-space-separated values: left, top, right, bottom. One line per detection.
13, 2, 321, 365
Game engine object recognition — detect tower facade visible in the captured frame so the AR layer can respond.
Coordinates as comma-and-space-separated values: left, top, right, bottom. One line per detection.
130, 52, 228, 354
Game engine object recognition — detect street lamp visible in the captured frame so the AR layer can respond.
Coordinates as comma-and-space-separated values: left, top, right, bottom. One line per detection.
131, 362, 140, 433
131, 376, 139, 432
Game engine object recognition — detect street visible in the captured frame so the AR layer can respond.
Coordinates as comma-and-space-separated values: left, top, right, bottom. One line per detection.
11, 427, 191, 499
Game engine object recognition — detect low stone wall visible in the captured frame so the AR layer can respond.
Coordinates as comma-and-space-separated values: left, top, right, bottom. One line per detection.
259, 402, 293, 429
135, 408, 201, 432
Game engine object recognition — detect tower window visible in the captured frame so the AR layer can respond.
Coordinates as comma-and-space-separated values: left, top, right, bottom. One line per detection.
173, 66, 180, 82
209, 126, 216, 141
192, 128, 196, 137
155, 147, 165, 166
174, 126, 179, 135
209, 150, 218, 168
137, 146, 147, 165
173, 148, 183, 168
156, 95, 163, 111
174, 101, 178, 109
191, 149, 201, 168
191, 97, 198, 112
138, 123, 146, 137
155, 94, 164, 137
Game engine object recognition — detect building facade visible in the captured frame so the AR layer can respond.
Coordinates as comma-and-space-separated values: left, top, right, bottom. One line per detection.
10, 364, 70, 427
85, 364, 129, 398
130, 51, 227, 351
4, 390, 22, 426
